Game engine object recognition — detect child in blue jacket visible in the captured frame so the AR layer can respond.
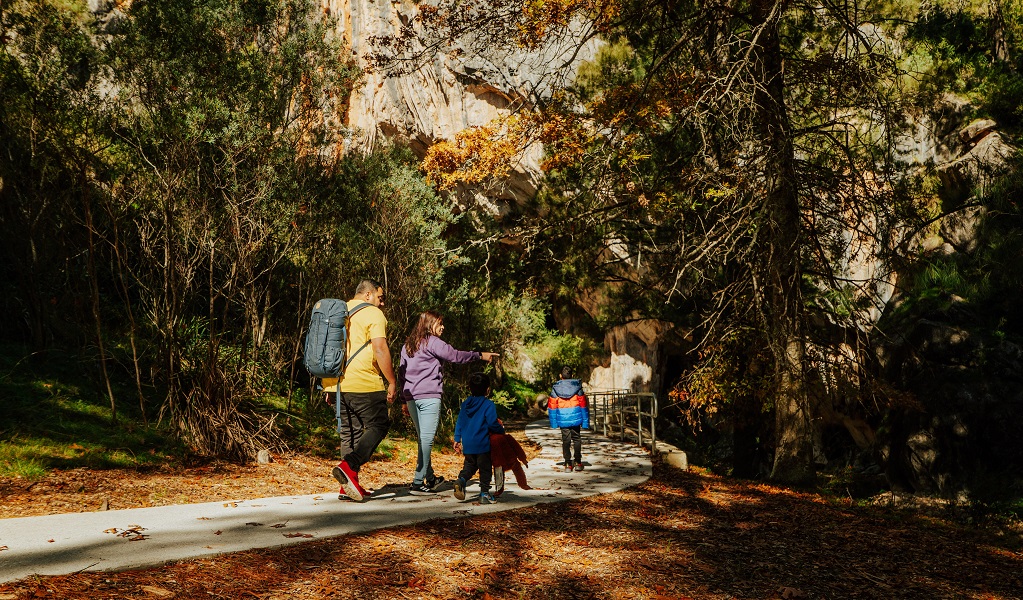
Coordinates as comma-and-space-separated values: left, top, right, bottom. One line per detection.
548, 366, 589, 471
453, 372, 505, 504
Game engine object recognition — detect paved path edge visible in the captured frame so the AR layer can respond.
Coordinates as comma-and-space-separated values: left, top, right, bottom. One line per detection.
0, 420, 651, 583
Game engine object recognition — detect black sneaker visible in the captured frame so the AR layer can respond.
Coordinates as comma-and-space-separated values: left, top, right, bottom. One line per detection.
409, 482, 438, 496
426, 475, 445, 488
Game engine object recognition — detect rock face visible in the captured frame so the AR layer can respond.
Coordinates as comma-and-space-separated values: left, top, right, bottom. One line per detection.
938, 128, 1015, 199
336, 0, 600, 210
588, 321, 672, 393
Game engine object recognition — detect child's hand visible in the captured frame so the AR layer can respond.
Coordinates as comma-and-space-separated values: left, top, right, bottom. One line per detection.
453, 441, 463, 455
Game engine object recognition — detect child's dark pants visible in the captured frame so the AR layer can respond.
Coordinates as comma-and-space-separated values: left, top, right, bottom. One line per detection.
561, 425, 582, 464
458, 452, 493, 492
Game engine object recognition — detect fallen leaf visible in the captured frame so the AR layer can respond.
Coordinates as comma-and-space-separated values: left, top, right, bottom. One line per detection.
47, 539, 55, 543
141, 585, 175, 598
284, 533, 314, 538
0, 546, 8, 551
214, 530, 223, 535
778, 587, 806, 599
245, 522, 263, 526
270, 523, 287, 528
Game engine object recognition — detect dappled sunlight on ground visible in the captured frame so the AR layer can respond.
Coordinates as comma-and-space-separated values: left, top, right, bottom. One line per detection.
1, 462, 1020, 599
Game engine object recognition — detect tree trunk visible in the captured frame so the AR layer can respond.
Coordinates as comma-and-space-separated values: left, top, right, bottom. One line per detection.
751, 0, 815, 484
83, 181, 117, 423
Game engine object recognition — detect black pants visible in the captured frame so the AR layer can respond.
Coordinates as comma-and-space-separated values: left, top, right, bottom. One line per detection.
327, 391, 391, 471
458, 452, 493, 493
561, 425, 582, 464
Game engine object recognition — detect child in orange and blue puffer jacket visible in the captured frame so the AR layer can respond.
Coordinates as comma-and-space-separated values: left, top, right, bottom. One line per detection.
548, 366, 589, 472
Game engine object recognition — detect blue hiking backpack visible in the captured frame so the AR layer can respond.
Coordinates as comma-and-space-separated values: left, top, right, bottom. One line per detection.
303, 299, 373, 434
302, 299, 372, 380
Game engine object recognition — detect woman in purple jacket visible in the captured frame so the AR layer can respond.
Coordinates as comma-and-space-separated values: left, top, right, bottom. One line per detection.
399, 310, 497, 495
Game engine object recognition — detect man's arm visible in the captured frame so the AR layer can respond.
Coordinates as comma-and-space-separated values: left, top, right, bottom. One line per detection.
372, 337, 397, 401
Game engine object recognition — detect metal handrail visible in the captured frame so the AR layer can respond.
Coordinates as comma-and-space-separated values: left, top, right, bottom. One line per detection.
588, 389, 659, 454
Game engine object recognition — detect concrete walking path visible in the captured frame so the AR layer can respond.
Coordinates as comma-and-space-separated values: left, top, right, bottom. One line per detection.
0, 421, 651, 583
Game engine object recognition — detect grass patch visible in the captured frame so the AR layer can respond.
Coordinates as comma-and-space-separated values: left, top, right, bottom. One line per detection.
0, 344, 182, 478
0, 343, 425, 478
372, 436, 418, 463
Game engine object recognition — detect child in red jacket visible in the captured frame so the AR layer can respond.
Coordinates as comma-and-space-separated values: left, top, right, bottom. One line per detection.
548, 366, 590, 471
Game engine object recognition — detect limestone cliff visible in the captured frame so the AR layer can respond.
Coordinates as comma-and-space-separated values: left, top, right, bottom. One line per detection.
335, 0, 600, 211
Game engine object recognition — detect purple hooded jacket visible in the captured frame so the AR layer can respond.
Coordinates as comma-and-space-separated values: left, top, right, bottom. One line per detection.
398, 336, 481, 401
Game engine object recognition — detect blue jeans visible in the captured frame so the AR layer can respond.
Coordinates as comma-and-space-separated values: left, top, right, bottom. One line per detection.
407, 397, 441, 485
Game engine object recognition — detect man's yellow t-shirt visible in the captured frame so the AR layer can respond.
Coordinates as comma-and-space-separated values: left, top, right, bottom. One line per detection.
321, 301, 387, 394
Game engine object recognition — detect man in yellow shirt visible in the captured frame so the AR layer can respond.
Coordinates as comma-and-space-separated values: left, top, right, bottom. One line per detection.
322, 279, 396, 501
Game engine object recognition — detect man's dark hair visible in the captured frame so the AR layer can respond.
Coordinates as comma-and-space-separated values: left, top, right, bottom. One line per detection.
355, 279, 383, 295
468, 372, 490, 396
560, 366, 575, 379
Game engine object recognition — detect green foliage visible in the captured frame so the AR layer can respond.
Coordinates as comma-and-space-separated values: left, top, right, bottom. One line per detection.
573, 38, 644, 102
0, 345, 182, 478
495, 374, 544, 413
488, 389, 517, 411
0, 0, 462, 460
526, 330, 599, 388
903, 0, 1023, 131
0, 0, 105, 348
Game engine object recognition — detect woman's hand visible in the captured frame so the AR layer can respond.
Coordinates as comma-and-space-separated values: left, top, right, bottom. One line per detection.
480, 352, 498, 362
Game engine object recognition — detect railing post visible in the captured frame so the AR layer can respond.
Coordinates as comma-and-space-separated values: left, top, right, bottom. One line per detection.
619, 391, 625, 442
598, 392, 603, 437
637, 394, 643, 449
649, 393, 657, 455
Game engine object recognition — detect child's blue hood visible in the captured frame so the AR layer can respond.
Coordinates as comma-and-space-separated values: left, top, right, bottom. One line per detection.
552, 379, 584, 398
461, 395, 489, 417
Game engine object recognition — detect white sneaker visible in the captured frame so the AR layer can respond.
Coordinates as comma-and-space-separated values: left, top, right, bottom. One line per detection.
493, 467, 506, 497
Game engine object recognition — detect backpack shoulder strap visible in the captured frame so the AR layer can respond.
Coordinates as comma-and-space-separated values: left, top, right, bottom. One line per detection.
343, 303, 375, 370
347, 302, 372, 317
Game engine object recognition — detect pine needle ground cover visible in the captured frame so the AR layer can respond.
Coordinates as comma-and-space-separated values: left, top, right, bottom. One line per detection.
1, 428, 1020, 599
